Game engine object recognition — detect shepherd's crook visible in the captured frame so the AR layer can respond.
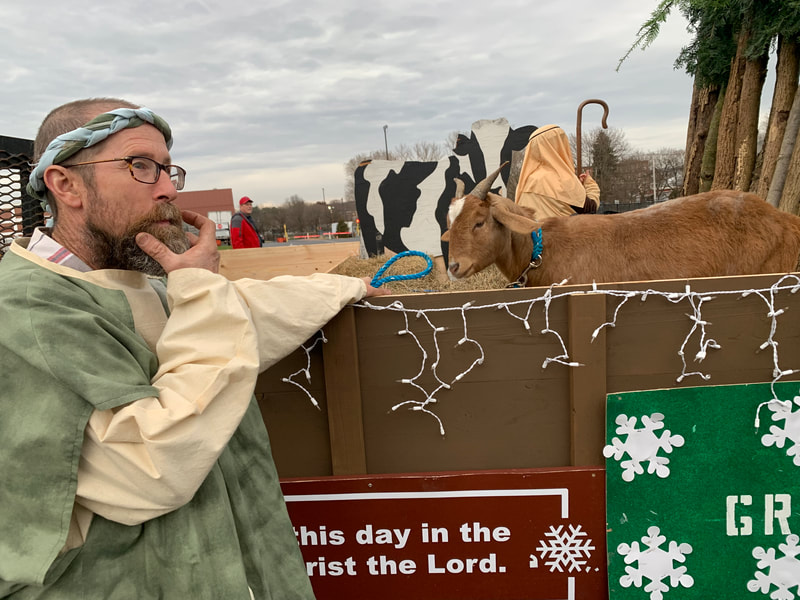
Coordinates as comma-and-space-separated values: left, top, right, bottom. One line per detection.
576, 99, 609, 175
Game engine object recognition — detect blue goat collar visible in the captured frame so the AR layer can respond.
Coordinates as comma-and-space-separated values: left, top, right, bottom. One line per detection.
506, 228, 543, 289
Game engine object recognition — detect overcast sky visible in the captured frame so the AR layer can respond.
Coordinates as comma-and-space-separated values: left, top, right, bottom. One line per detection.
3, 1, 723, 207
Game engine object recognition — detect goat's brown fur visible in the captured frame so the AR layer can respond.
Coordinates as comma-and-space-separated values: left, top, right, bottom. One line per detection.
441, 190, 800, 286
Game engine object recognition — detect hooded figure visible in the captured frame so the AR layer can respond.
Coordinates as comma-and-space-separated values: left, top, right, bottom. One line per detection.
514, 124, 600, 218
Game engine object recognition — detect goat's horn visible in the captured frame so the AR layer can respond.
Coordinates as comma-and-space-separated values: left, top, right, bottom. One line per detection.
470, 161, 509, 200
454, 177, 465, 198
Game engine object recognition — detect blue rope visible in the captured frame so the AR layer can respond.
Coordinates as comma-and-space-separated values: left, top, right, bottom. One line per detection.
531, 228, 543, 261
370, 250, 433, 288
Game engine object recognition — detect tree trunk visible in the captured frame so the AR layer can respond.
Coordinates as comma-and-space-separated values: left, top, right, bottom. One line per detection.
756, 35, 800, 199
712, 26, 750, 190
778, 132, 800, 215
700, 88, 725, 193
771, 84, 800, 210
733, 48, 769, 191
683, 82, 720, 196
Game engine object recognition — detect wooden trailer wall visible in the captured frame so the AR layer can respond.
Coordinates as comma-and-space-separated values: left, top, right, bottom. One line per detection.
255, 272, 800, 478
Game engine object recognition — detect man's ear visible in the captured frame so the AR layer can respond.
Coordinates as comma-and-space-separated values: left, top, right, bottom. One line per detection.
488, 194, 540, 234
42, 165, 85, 209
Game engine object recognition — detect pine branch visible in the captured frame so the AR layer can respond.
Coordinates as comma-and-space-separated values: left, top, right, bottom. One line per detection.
617, 0, 681, 72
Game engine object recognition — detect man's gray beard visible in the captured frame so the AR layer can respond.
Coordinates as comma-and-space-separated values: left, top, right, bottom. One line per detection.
86, 204, 190, 276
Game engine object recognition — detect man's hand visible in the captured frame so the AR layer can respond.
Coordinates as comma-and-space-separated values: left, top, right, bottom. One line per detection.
136, 210, 221, 274
361, 277, 392, 297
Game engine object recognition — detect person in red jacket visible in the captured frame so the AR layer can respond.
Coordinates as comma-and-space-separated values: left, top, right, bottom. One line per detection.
230, 196, 263, 249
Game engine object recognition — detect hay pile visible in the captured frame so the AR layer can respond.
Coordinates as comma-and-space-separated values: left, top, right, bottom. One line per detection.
331, 254, 509, 294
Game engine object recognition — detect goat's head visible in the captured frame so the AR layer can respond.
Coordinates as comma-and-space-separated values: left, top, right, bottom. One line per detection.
441, 164, 541, 280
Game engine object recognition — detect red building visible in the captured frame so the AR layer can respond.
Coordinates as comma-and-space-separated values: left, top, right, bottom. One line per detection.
175, 188, 235, 243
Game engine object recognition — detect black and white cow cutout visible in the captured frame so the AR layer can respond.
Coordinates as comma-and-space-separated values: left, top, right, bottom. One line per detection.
354, 117, 536, 259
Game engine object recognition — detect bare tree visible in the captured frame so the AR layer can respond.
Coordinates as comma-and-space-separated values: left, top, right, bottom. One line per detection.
343, 137, 457, 202
251, 205, 288, 240
614, 156, 653, 205
282, 195, 307, 233
654, 148, 685, 198
394, 141, 450, 161
445, 130, 466, 151
574, 127, 631, 204
608, 150, 682, 206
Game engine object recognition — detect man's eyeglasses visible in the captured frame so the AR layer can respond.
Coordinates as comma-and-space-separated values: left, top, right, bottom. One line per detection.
63, 156, 186, 190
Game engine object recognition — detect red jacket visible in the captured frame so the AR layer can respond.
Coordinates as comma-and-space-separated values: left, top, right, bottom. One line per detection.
230, 212, 262, 249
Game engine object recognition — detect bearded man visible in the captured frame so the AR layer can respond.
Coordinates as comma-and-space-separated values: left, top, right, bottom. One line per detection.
0, 98, 388, 598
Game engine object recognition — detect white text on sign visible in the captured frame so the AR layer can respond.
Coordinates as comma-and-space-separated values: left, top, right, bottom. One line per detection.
725, 494, 792, 536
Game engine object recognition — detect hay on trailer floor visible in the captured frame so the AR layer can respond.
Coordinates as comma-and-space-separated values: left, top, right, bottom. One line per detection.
331, 254, 509, 294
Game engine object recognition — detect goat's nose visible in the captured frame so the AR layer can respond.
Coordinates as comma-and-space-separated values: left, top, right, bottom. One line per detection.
447, 261, 460, 282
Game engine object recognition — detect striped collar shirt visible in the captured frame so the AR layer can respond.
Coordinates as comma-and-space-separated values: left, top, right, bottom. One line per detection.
27, 228, 92, 272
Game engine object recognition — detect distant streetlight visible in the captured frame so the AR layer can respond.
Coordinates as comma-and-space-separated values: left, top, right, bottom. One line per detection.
383, 124, 389, 160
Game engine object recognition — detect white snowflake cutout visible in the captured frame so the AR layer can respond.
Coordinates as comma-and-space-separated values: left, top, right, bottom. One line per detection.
617, 525, 694, 600
603, 412, 685, 482
748, 534, 800, 600
535, 524, 595, 572
761, 396, 800, 466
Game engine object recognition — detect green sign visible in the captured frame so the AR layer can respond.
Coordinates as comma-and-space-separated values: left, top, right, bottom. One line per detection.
605, 382, 800, 599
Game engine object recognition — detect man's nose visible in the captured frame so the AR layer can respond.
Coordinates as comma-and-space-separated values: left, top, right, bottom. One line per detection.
154, 170, 179, 202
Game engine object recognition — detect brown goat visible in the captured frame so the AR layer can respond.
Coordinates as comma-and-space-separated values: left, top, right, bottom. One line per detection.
441, 169, 800, 287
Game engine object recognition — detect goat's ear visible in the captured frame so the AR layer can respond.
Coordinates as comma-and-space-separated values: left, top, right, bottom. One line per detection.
441, 229, 450, 242
488, 194, 540, 234
453, 177, 465, 199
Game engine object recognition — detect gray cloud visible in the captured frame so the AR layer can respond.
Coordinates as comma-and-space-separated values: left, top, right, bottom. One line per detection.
2, 0, 727, 206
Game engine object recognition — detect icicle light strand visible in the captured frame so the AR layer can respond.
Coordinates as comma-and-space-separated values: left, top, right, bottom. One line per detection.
282, 277, 800, 434
280, 330, 328, 409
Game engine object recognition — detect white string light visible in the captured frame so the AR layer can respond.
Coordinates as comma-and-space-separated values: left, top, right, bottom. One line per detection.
280, 276, 800, 434
280, 330, 328, 409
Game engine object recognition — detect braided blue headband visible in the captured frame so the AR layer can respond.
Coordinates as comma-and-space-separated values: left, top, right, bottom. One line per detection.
27, 107, 173, 209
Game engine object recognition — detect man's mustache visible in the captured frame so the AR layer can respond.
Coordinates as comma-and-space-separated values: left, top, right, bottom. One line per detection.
134, 203, 183, 231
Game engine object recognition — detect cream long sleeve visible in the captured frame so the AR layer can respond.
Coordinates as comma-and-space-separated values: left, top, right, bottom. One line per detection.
75, 269, 366, 527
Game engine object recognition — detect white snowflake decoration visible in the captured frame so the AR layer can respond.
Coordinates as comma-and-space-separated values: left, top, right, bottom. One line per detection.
761, 396, 800, 466
535, 524, 595, 572
618, 526, 694, 600
748, 534, 800, 600
603, 413, 685, 482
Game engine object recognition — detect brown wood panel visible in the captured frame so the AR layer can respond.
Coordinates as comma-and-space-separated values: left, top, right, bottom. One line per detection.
219, 242, 360, 281
257, 272, 800, 478
322, 307, 368, 475
256, 347, 333, 477
599, 275, 800, 393
568, 293, 607, 466
355, 288, 573, 473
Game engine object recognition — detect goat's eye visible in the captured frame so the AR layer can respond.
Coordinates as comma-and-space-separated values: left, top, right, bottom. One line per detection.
473, 221, 484, 230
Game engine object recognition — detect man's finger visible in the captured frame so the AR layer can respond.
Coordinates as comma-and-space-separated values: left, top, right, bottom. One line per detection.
136, 232, 169, 260
181, 210, 215, 236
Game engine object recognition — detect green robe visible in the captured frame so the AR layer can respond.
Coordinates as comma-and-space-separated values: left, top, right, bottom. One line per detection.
0, 247, 314, 599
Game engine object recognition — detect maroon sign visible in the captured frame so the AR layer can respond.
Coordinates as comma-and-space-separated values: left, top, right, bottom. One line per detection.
281, 467, 607, 600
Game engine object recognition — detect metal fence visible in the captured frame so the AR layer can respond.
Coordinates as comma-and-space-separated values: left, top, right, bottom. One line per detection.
0, 135, 41, 255
601, 200, 659, 214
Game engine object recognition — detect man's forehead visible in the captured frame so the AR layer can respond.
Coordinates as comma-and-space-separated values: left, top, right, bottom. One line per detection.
98, 123, 171, 156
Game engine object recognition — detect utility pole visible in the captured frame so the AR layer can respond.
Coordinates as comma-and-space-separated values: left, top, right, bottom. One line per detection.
652, 154, 658, 202
383, 124, 389, 159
